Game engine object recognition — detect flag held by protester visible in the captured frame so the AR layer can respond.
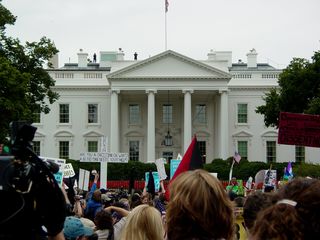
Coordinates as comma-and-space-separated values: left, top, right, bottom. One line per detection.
165, 136, 203, 200
283, 161, 293, 180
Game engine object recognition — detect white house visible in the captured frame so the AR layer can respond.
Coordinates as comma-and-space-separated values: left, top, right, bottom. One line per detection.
32, 48, 320, 164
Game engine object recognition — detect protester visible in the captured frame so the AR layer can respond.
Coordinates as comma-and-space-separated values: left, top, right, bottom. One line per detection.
120, 204, 164, 240
166, 169, 235, 240
94, 210, 114, 240
85, 173, 103, 221
250, 177, 320, 240
243, 191, 273, 236
104, 205, 130, 240
64, 216, 98, 240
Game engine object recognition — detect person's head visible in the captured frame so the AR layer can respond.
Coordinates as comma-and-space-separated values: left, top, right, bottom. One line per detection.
120, 204, 164, 240
231, 177, 238, 185
243, 191, 273, 234
141, 192, 153, 205
92, 190, 101, 202
251, 177, 320, 240
166, 169, 235, 240
64, 216, 97, 240
94, 210, 113, 231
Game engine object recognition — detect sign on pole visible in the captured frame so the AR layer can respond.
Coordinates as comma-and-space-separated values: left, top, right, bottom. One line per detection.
145, 171, 160, 192
79, 152, 129, 163
155, 158, 167, 181
100, 136, 108, 189
278, 112, 320, 147
64, 163, 75, 178
78, 168, 90, 191
170, 159, 181, 179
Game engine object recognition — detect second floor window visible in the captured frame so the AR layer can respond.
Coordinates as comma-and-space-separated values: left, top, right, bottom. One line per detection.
59, 104, 69, 123
163, 104, 173, 124
237, 103, 248, 123
195, 104, 206, 124
33, 105, 41, 123
129, 104, 140, 124
88, 104, 98, 123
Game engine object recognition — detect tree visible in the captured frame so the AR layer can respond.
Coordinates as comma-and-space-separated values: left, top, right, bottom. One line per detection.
256, 50, 320, 127
0, 1, 59, 143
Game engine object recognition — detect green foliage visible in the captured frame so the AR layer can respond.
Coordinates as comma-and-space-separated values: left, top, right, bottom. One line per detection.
0, 2, 59, 143
256, 50, 320, 127
66, 159, 320, 181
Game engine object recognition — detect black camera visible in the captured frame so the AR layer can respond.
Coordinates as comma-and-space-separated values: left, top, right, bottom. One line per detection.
0, 121, 66, 239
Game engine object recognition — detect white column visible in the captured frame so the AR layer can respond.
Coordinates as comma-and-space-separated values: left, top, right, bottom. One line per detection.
146, 90, 157, 162
219, 90, 229, 159
110, 89, 120, 152
183, 89, 193, 153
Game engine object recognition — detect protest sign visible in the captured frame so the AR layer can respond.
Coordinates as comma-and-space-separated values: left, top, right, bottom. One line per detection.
78, 168, 90, 191
155, 158, 167, 180
145, 171, 160, 192
64, 163, 75, 178
170, 159, 181, 179
40, 156, 65, 187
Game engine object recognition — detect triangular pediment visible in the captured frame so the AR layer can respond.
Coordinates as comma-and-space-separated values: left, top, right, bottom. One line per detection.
107, 50, 231, 80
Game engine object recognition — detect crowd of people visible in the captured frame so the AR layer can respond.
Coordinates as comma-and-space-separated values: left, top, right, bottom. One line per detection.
2, 168, 320, 240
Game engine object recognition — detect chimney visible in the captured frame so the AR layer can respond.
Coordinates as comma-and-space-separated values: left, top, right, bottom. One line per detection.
208, 50, 232, 68
247, 48, 257, 68
134, 52, 138, 60
48, 52, 59, 69
77, 49, 88, 68
116, 48, 125, 61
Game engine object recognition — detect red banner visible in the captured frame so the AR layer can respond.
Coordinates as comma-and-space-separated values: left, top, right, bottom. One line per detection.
278, 112, 320, 147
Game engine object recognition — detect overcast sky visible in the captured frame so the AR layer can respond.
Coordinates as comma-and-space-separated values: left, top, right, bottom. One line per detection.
2, 0, 320, 68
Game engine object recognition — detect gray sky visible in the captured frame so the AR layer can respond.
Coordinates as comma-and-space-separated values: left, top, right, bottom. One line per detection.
3, 0, 320, 68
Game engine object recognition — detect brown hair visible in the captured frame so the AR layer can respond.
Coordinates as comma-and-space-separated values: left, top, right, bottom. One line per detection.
120, 204, 164, 240
243, 191, 273, 232
166, 169, 235, 240
251, 177, 320, 240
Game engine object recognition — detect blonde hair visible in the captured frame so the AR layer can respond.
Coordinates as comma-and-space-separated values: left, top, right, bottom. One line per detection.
120, 204, 164, 240
167, 169, 235, 240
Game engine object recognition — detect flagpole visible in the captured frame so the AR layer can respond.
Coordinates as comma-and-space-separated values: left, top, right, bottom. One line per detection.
165, 4, 167, 50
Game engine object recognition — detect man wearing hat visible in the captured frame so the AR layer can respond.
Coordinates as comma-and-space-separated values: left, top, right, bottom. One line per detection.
63, 216, 97, 240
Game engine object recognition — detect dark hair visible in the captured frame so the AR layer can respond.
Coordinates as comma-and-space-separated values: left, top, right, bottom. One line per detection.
243, 191, 273, 231
251, 178, 320, 239
94, 210, 113, 231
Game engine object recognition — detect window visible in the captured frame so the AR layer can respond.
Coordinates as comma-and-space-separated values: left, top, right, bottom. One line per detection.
129, 104, 140, 124
32, 141, 41, 156
195, 104, 206, 124
295, 146, 305, 163
88, 141, 98, 152
197, 141, 206, 163
266, 141, 276, 163
59, 104, 69, 123
163, 104, 173, 124
33, 105, 41, 123
238, 141, 248, 160
59, 141, 69, 159
88, 104, 98, 123
129, 141, 139, 161
163, 151, 173, 164
237, 103, 248, 123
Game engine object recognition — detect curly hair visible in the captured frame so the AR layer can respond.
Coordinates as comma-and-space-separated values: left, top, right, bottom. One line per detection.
251, 177, 320, 240
166, 169, 235, 240
94, 210, 113, 231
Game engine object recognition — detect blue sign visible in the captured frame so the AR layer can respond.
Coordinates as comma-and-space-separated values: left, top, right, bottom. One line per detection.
170, 159, 181, 179
145, 172, 160, 192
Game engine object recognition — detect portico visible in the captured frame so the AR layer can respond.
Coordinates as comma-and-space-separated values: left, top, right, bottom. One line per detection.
107, 50, 231, 162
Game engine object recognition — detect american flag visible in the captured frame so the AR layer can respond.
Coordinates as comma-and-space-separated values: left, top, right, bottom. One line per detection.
165, 0, 169, 12
234, 151, 241, 163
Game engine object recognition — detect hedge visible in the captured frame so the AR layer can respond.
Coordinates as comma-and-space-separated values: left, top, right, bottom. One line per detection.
66, 158, 320, 181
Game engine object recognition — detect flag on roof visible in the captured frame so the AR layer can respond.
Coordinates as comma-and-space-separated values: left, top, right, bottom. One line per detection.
165, 136, 203, 200
234, 151, 241, 163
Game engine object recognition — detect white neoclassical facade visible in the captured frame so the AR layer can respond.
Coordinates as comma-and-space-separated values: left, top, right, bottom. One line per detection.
33, 49, 320, 164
